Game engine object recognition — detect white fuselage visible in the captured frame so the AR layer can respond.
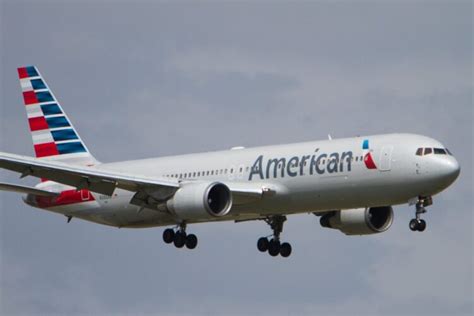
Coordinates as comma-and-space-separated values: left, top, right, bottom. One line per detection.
31, 133, 460, 228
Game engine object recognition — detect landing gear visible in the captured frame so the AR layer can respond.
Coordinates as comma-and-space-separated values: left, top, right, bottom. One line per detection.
162, 223, 198, 249
409, 196, 431, 232
256, 215, 292, 258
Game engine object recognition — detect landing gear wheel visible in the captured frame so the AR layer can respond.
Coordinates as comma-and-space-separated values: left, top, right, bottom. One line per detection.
280, 242, 292, 258
174, 231, 187, 248
185, 234, 198, 249
417, 219, 426, 232
409, 219, 418, 231
268, 239, 281, 257
409, 218, 427, 232
163, 228, 175, 244
257, 237, 269, 252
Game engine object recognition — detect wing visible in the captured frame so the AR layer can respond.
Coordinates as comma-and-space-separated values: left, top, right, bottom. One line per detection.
0, 152, 269, 209
0, 152, 179, 199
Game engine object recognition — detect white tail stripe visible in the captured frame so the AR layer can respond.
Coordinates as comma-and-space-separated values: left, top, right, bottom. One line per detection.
20, 79, 33, 91
32, 130, 54, 144
26, 105, 43, 118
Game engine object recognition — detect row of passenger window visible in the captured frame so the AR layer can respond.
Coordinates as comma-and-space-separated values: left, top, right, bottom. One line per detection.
166, 168, 241, 179
416, 147, 452, 156
164, 154, 368, 179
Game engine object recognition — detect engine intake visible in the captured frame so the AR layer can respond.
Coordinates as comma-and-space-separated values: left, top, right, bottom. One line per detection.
320, 206, 393, 235
167, 182, 233, 220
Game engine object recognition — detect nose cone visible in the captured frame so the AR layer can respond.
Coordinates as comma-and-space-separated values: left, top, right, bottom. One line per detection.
436, 157, 461, 187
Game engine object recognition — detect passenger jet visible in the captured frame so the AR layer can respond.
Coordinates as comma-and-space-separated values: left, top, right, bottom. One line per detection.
0, 66, 461, 258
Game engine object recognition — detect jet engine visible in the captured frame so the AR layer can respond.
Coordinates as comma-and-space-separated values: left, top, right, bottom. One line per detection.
319, 206, 393, 235
167, 182, 233, 220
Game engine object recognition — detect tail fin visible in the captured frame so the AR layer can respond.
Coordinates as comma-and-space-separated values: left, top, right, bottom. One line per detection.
17, 66, 98, 166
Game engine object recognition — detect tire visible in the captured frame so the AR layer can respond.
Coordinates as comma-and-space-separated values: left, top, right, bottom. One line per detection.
409, 219, 418, 231
257, 237, 269, 252
268, 239, 280, 257
163, 228, 175, 244
174, 231, 186, 248
185, 234, 198, 249
280, 242, 292, 258
417, 219, 426, 232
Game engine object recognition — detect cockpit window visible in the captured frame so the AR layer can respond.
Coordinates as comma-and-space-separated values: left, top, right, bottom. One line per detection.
417, 147, 453, 156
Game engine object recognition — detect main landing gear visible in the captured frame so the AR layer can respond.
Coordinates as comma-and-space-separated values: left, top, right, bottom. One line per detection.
409, 196, 432, 232
162, 223, 198, 249
257, 215, 292, 258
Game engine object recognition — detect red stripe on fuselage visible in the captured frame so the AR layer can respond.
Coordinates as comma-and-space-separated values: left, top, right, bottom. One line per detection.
35, 189, 95, 208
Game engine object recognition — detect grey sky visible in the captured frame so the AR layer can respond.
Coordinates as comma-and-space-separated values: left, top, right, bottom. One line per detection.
0, 1, 472, 315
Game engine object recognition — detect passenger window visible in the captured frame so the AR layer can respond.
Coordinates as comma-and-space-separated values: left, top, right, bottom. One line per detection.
424, 148, 432, 155
434, 148, 447, 155
416, 148, 423, 156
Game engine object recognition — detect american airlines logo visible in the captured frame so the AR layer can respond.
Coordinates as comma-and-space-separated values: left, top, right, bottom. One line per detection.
249, 149, 354, 180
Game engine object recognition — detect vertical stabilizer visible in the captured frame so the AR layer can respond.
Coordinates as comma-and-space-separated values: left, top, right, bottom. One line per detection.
17, 66, 98, 166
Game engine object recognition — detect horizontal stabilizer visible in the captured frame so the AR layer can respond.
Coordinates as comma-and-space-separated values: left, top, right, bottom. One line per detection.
0, 182, 59, 197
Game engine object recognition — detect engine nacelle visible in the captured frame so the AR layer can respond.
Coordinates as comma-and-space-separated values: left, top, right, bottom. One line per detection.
167, 182, 233, 220
320, 206, 393, 235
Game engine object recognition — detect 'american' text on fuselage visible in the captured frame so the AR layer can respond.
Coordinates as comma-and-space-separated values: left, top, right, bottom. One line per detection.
249, 149, 353, 180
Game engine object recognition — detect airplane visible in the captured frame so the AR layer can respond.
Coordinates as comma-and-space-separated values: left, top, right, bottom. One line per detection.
0, 66, 461, 258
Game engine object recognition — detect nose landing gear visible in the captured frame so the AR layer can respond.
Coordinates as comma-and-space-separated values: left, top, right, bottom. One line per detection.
257, 215, 292, 258
409, 196, 432, 232
163, 222, 198, 249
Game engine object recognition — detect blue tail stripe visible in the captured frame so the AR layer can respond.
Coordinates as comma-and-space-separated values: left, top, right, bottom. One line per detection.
26, 66, 39, 77
46, 116, 70, 128
56, 142, 87, 154
36, 91, 54, 103
41, 103, 62, 115
31, 78, 47, 90
51, 129, 78, 141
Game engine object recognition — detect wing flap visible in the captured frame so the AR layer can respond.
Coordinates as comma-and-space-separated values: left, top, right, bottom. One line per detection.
0, 182, 59, 197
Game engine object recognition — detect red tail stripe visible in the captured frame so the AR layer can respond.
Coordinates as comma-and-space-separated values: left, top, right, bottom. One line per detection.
18, 67, 29, 79
23, 91, 38, 105
28, 116, 49, 131
34, 142, 59, 158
